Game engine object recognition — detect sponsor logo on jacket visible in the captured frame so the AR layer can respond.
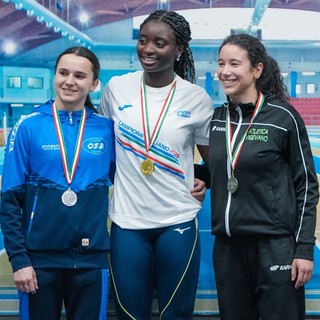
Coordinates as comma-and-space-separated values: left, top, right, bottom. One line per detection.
83, 137, 108, 155
176, 110, 191, 118
9, 113, 38, 152
42, 144, 59, 151
211, 125, 226, 132
246, 128, 269, 142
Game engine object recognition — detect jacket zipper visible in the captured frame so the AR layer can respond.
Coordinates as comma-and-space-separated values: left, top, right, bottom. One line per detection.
68, 111, 73, 125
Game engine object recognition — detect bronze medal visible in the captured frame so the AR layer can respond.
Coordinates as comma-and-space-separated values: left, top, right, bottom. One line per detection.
227, 176, 238, 194
140, 158, 155, 175
62, 188, 77, 206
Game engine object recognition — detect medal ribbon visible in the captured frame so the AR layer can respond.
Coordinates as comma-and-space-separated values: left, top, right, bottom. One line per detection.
140, 75, 177, 154
52, 102, 86, 184
226, 92, 264, 171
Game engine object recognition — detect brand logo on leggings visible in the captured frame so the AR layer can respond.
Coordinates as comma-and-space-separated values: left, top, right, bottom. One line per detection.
173, 227, 191, 234
270, 264, 292, 271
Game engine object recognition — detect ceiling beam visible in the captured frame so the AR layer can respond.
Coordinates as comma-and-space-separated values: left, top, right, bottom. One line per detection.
5, 0, 94, 47
246, 0, 272, 35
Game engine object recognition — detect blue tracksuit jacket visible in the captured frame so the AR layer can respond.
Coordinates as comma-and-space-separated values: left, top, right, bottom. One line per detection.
0, 100, 115, 272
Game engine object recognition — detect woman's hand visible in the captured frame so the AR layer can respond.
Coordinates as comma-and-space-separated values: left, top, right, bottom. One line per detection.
291, 258, 313, 289
14, 266, 38, 294
191, 178, 206, 202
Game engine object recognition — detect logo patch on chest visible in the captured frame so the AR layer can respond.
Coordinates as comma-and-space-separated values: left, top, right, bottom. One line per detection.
83, 137, 108, 155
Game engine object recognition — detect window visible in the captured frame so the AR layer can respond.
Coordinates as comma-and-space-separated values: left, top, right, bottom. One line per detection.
28, 77, 43, 89
7, 76, 21, 88
295, 84, 301, 95
306, 83, 315, 94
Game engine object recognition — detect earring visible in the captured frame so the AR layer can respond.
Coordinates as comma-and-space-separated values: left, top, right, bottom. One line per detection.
176, 54, 181, 62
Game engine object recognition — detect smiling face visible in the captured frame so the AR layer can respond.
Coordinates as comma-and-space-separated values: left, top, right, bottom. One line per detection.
136, 20, 182, 86
217, 44, 263, 104
54, 53, 98, 111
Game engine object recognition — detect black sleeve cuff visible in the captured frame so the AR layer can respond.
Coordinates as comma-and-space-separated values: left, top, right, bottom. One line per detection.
194, 163, 211, 188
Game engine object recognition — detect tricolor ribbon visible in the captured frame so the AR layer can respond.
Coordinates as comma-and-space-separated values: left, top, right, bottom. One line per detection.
140, 74, 177, 154
225, 92, 265, 171
52, 102, 86, 184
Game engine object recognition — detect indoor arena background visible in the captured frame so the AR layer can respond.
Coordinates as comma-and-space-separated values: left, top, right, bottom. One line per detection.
0, 0, 320, 318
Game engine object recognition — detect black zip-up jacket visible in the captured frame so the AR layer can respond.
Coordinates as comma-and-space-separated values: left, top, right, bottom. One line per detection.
199, 98, 318, 261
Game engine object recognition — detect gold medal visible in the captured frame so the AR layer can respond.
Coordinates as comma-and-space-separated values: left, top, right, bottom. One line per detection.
140, 158, 155, 175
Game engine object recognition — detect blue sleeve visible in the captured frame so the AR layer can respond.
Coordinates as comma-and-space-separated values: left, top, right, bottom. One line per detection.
0, 119, 32, 271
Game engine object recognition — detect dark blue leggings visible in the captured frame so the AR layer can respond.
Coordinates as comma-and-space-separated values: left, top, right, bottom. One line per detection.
19, 268, 108, 320
109, 218, 200, 320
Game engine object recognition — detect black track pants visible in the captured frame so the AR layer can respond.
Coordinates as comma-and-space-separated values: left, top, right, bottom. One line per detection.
213, 235, 305, 320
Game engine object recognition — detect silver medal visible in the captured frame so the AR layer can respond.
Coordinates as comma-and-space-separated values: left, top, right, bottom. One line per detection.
62, 188, 77, 206
227, 176, 238, 194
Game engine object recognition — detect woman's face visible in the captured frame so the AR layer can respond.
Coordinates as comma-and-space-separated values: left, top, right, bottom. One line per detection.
54, 53, 98, 110
137, 20, 181, 76
217, 44, 262, 103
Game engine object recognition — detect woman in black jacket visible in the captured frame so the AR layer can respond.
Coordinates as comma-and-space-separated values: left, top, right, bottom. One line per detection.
197, 34, 319, 320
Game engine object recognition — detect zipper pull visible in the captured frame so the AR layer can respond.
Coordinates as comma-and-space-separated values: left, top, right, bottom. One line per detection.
68, 111, 73, 125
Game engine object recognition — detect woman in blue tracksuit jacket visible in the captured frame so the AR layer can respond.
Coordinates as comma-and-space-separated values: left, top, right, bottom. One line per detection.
0, 47, 115, 320
196, 34, 319, 320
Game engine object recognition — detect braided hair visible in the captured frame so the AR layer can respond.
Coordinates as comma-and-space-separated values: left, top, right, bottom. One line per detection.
219, 34, 289, 103
140, 10, 196, 83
